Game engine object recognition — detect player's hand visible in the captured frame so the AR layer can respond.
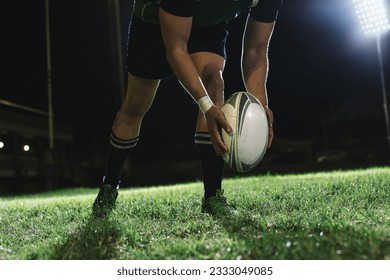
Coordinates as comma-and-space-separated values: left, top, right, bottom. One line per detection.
205, 106, 233, 156
264, 106, 274, 148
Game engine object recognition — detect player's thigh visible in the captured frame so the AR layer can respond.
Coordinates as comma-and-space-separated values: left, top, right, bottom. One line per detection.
124, 15, 174, 117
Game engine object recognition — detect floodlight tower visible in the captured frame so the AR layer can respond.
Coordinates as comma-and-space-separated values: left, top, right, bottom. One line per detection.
353, 0, 390, 156
45, 0, 55, 190
45, 0, 54, 150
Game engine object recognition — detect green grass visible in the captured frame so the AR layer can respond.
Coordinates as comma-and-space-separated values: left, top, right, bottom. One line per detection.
1, 167, 390, 260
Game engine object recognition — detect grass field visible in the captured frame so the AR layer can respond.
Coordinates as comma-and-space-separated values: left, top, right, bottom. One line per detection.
0, 167, 389, 260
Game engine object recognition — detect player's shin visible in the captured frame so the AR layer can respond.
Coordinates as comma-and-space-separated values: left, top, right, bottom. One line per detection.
103, 132, 139, 188
195, 132, 224, 199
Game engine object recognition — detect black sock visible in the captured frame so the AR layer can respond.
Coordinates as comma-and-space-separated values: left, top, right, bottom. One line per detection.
103, 132, 139, 189
195, 132, 224, 199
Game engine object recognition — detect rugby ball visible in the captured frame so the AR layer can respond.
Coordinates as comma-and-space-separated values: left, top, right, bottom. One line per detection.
221, 91, 269, 172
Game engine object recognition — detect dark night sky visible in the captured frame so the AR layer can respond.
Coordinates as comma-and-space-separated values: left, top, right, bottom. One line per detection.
1, 0, 390, 163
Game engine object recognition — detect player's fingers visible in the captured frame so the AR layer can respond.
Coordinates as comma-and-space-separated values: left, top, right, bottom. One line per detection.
216, 107, 233, 137
210, 123, 228, 156
211, 137, 225, 156
268, 127, 274, 148
205, 107, 230, 156
221, 121, 233, 137
216, 110, 232, 154
219, 111, 233, 137
264, 107, 274, 148
265, 107, 274, 125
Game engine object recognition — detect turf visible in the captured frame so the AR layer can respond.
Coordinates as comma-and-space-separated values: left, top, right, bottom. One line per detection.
0, 167, 389, 260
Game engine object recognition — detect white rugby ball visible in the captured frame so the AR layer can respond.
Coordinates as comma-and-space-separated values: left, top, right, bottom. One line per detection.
221, 91, 269, 172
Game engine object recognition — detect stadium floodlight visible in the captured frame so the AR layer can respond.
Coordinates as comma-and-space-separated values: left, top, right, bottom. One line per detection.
353, 0, 390, 35
352, 0, 390, 156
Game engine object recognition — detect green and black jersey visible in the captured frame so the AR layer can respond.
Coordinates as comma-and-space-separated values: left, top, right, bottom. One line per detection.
134, 0, 282, 27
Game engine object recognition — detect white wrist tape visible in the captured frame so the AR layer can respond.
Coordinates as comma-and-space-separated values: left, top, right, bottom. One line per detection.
197, 95, 214, 114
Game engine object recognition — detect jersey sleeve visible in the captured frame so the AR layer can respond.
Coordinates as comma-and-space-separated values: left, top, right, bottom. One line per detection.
160, 0, 195, 17
250, 0, 282, 22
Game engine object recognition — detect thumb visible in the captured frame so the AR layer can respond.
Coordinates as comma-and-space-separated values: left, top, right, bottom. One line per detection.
221, 117, 234, 137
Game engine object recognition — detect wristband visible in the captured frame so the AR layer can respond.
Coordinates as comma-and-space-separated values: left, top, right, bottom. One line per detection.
197, 95, 214, 114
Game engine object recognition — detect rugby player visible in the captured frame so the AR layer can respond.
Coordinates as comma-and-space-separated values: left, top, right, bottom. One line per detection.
93, 0, 282, 217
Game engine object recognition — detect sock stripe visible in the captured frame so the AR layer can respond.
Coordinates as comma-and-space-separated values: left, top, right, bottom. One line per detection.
110, 134, 139, 145
195, 132, 212, 145
110, 133, 139, 150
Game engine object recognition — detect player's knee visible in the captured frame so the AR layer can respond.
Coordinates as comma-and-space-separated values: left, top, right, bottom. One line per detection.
114, 100, 149, 129
124, 102, 150, 120
121, 80, 158, 121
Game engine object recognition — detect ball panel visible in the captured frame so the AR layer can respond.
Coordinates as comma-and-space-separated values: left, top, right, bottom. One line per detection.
238, 103, 268, 165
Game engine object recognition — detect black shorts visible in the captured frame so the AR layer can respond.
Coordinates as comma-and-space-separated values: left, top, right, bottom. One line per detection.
126, 16, 228, 79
